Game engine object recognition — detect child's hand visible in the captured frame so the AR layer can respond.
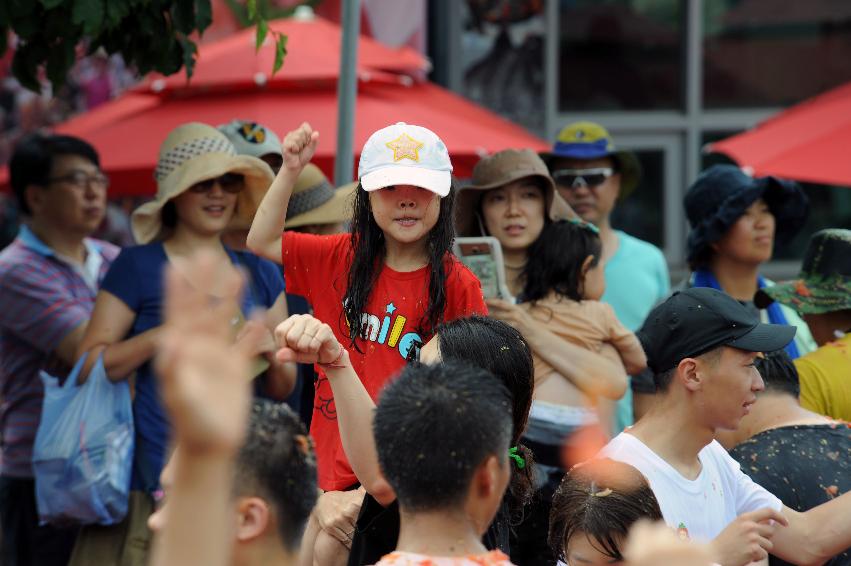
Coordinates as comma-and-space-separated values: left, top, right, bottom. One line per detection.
281, 122, 319, 172
156, 252, 262, 456
274, 314, 344, 366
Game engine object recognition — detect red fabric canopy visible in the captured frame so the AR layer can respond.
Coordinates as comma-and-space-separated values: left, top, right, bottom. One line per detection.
135, 15, 427, 94
708, 81, 851, 187
19, 82, 545, 196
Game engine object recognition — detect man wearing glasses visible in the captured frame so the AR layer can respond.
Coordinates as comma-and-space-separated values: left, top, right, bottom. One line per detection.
0, 134, 119, 565
542, 121, 669, 430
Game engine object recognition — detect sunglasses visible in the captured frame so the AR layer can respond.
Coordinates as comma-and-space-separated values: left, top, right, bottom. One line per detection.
189, 173, 245, 194
551, 167, 614, 189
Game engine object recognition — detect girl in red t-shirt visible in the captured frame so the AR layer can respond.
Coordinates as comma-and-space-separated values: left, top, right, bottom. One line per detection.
248, 122, 486, 565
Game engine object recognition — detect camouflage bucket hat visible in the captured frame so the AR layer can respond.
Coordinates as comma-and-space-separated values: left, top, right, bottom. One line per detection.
755, 229, 851, 315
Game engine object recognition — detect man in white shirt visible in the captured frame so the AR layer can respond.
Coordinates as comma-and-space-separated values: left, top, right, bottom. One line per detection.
600, 287, 851, 566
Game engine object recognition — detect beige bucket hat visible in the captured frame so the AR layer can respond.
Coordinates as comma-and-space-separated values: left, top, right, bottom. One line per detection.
287, 164, 356, 229
131, 122, 275, 244
456, 148, 576, 237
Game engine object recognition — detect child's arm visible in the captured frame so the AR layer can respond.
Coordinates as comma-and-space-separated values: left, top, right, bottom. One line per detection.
487, 298, 628, 400
150, 252, 264, 566
275, 314, 397, 506
246, 123, 319, 263
603, 305, 648, 376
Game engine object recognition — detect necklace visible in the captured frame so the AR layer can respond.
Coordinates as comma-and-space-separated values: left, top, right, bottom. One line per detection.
504, 262, 525, 270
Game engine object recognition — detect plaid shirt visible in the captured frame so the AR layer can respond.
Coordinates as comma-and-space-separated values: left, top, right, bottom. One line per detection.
0, 226, 118, 478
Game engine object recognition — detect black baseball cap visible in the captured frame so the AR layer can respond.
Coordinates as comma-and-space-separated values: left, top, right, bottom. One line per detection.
638, 287, 797, 374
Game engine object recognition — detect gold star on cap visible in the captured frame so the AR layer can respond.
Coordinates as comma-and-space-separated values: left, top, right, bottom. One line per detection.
385, 133, 424, 162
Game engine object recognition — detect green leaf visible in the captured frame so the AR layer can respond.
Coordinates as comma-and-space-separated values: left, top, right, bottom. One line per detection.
38, 0, 65, 9
255, 18, 267, 50
104, 0, 130, 29
246, 0, 256, 21
9, 0, 40, 39
194, 0, 212, 33
11, 44, 41, 92
273, 32, 287, 75
170, 0, 194, 35
46, 38, 76, 90
178, 36, 198, 79
72, 0, 104, 36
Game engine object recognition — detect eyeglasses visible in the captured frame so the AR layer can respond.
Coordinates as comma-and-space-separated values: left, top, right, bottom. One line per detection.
189, 173, 245, 194
47, 170, 110, 191
551, 167, 614, 189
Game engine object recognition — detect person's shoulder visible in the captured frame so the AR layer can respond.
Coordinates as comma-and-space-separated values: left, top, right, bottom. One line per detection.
617, 231, 666, 260
0, 241, 55, 284
599, 431, 644, 458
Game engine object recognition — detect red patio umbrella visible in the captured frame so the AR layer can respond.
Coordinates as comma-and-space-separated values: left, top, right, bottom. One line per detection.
708, 81, 851, 187
135, 14, 428, 94
22, 81, 546, 196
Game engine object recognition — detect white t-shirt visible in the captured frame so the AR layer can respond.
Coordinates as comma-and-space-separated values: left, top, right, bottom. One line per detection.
599, 432, 782, 542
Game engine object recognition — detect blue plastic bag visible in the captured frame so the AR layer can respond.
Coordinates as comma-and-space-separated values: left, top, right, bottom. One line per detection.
33, 352, 134, 526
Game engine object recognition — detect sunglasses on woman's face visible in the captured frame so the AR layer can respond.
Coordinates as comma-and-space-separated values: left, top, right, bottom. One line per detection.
551, 168, 614, 189
189, 173, 245, 194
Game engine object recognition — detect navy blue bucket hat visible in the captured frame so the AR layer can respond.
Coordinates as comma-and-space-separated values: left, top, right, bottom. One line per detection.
684, 165, 809, 267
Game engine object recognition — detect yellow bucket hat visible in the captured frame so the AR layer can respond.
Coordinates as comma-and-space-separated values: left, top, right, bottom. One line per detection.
131, 122, 275, 244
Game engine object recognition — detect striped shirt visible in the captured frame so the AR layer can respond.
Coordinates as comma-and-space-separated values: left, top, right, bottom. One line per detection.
0, 226, 118, 478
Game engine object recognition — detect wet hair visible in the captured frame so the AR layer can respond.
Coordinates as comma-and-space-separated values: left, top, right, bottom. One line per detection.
343, 182, 456, 353
522, 219, 603, 303
10, 134, 100, 215
549, 458, 663, 562
373, 361, 512, 512
435, 315, 536, 517
234, 400, 318, 552
756, 350, 799, 398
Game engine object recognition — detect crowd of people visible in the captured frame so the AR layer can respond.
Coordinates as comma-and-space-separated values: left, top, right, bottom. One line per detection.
0, 113, 849, 566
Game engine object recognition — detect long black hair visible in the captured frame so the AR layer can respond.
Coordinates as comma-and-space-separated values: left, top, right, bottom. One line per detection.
436, 315, 536, 522
522, 219, 602, 303
342, 182, 457, 351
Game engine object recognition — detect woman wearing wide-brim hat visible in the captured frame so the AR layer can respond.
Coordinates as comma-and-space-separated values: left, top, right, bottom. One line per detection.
683, 163, 816, 359
70, 123, 297, 565
455, 148, 631, 564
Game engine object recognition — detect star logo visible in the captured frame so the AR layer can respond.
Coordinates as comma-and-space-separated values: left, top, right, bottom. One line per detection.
385, 133, 424, 162
386, 302, 397, 315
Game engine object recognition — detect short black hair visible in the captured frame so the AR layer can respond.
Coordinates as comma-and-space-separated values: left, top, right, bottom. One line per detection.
549, 459, 663, 562
435, 316, 536, 515
9, 134, 100, 215
234, 400, 317, 551
522, 219, 603, 302
653, 347, 722, 392
373, 361, 512, 513
755, 350, 799, 398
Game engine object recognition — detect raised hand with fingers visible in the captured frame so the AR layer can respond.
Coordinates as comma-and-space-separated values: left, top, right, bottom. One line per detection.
281, 122, 319, 173
156, 251, 265, 456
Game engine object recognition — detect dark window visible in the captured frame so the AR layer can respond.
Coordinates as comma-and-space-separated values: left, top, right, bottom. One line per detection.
703, 1, 851, 108
611, 149, 665, 247
559, 0, 684, 111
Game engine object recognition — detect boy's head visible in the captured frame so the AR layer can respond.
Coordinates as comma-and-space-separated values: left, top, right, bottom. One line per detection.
149, 400, 317, 561
549, 459, 663, 565
10, 133, 107, 235
638, 288, 796, 430
373, 361, 512, 532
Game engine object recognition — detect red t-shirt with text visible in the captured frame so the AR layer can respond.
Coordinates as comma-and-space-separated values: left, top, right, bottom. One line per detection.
282, 232, 487, 490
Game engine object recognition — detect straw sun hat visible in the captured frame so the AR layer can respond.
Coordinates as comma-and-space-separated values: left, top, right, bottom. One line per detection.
287, 164, 356, 229
131, 122, 275, 244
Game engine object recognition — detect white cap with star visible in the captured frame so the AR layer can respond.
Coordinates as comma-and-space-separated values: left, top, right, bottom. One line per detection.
357, 122, 453, 197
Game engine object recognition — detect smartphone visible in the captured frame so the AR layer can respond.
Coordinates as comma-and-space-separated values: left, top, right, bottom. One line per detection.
453, 237, 514, 302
